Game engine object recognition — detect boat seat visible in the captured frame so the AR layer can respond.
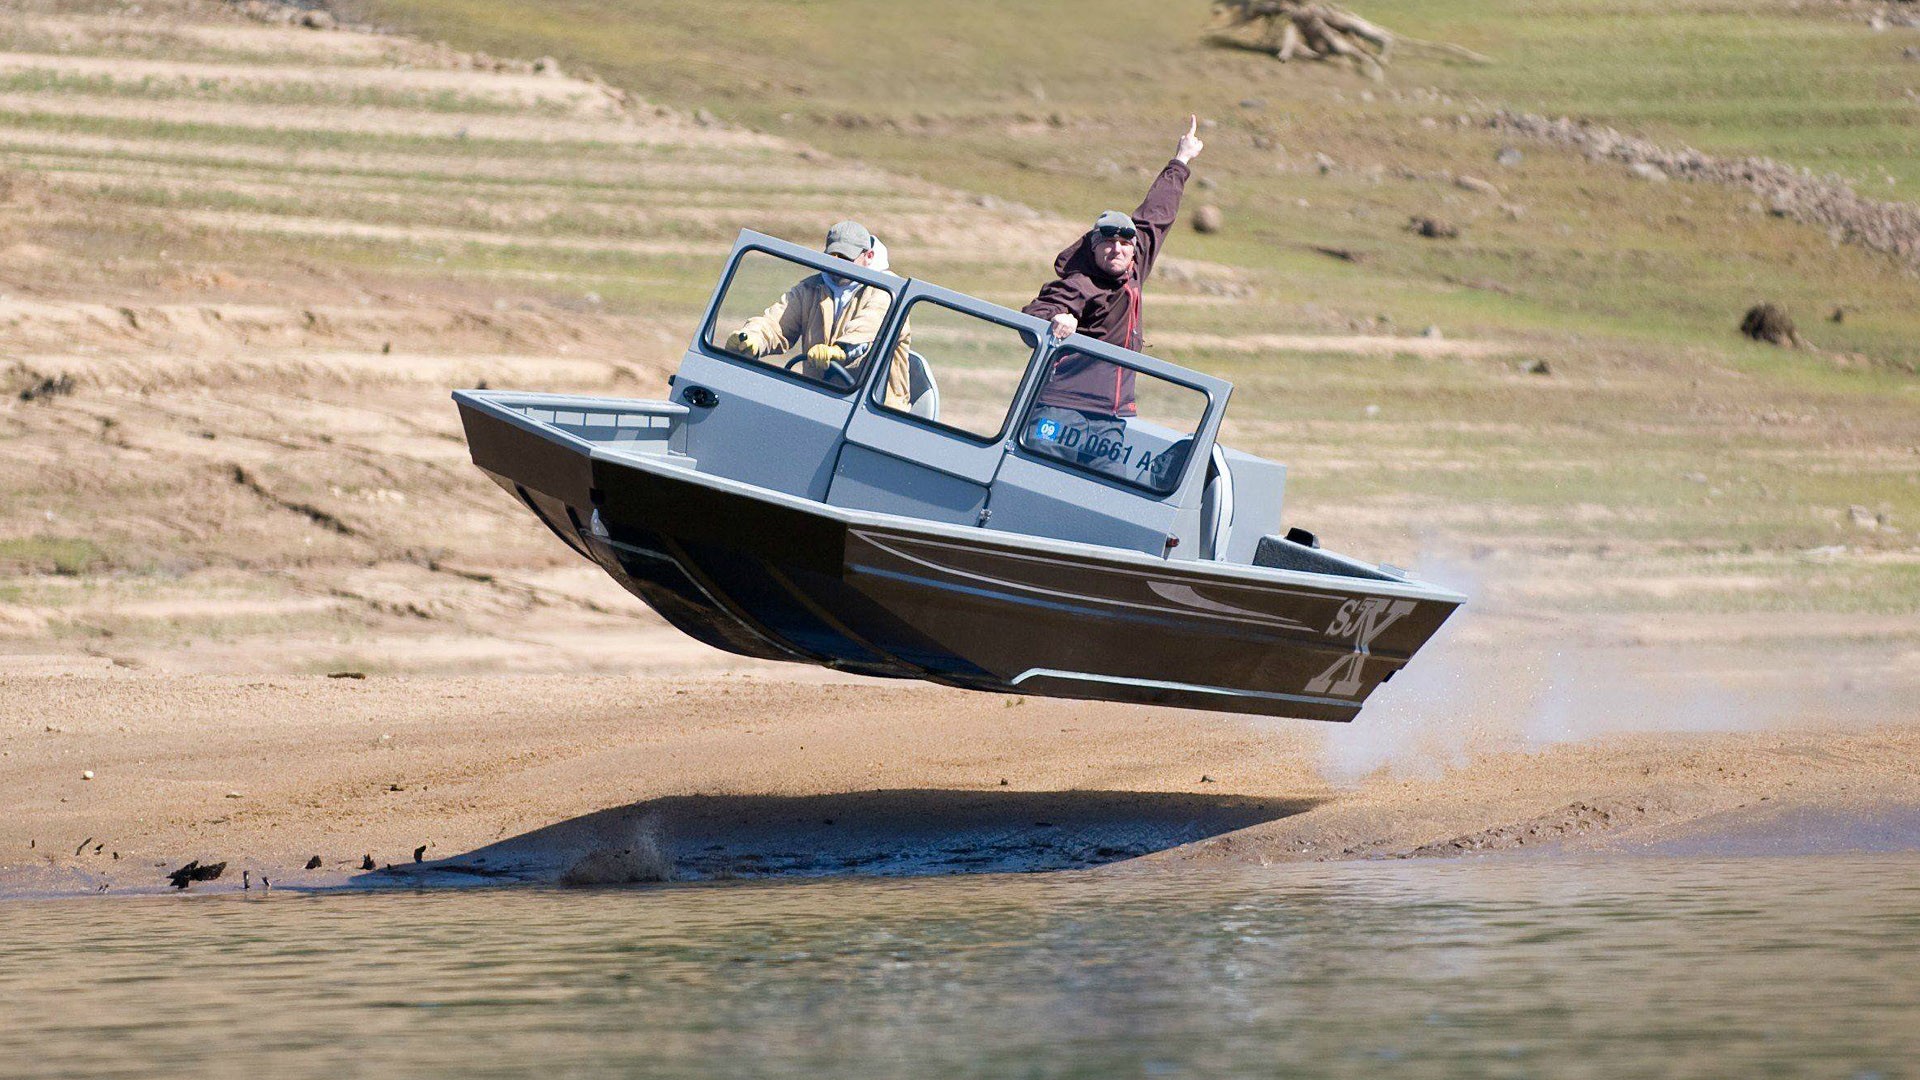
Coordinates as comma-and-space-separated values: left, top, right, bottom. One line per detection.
1147, 437, 1231, 559
906, 350, 939, 421
1201, 444, 1234, 560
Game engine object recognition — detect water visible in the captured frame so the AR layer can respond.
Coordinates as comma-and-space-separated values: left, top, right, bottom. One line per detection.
4, 856, 1918, 1079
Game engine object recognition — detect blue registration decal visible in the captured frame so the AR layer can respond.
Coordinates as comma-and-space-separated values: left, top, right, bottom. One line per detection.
1033, 417, 1062, 442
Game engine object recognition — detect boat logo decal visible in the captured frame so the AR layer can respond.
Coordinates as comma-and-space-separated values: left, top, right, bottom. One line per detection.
1147, 581, 1301, 626
1307, 597, 1417, 696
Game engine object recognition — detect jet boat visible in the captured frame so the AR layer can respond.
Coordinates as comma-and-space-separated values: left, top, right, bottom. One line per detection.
454, 230, 1462, 721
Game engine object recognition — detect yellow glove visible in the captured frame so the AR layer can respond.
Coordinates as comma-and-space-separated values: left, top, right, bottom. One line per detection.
724, 330, 759, 357
806, 343, 847, 367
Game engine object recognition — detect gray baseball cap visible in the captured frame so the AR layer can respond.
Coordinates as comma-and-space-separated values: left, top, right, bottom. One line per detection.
824, 220, 873, 258
1092, 210, 1137, 236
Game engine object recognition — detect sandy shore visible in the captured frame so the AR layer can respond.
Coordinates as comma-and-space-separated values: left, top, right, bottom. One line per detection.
5, 669, 1916, 898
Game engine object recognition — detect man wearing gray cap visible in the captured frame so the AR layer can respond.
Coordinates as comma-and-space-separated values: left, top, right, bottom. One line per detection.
724, 220, 912, 406
1020, 118, 1204, 473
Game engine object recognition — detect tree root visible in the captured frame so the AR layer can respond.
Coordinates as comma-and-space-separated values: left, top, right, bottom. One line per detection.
1209, 1, 1490, 74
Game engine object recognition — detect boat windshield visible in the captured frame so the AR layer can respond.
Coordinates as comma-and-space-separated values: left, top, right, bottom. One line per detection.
1017, 349, 1209, 495
873, 297, 1034, 440
702, 248, 898, 394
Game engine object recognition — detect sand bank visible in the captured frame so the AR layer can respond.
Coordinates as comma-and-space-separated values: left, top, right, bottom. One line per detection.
4, 671, 1916, 898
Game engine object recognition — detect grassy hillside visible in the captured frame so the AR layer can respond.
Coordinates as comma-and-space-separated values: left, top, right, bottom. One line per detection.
339, 0, 1920, 610
353, 0, 1920, 366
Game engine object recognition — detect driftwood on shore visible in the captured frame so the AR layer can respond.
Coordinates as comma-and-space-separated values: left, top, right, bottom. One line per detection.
1209, 1, 1490, 77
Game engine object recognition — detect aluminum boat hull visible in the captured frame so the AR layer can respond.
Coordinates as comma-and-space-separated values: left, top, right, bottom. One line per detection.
459, 396, 1461, 722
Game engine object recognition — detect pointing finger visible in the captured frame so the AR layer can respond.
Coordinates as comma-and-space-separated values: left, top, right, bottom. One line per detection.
1188, 114, 1198, 137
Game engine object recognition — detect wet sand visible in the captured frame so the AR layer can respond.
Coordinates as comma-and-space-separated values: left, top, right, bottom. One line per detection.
5, 669, 1917, 897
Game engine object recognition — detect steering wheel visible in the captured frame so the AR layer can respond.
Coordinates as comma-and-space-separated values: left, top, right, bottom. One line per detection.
785, 354, 856, 389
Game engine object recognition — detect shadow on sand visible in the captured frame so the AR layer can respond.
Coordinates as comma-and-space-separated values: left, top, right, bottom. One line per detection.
368, 788, 1322, 886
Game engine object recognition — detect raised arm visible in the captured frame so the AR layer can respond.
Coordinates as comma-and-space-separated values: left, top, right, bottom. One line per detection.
1132, 116, 1204, 279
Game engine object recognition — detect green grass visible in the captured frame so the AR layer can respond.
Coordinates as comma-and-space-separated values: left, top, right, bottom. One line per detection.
0, 106, 665, 159
0, 537, 108, 575
0, 70, 576, 116
352, 0, 1920, 370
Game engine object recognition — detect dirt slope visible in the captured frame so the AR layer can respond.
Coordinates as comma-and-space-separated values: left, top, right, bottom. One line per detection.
0, 0, 1043, 674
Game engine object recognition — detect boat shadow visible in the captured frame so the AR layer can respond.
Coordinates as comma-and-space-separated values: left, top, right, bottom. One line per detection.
371, 788, 1323, 886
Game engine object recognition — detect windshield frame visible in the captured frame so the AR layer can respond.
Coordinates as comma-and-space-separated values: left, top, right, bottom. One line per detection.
696, 230, 1234, 503
1014, 341, 1220, 497
866, 294, 1043, 446
697, 240, 905, 397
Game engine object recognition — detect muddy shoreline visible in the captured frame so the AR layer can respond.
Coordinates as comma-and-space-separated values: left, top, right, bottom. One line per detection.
6, 672, 1916, 900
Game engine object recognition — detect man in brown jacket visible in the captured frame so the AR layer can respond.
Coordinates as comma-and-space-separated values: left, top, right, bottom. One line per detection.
1021, 118, 1204, 479
724, 220, 912, 407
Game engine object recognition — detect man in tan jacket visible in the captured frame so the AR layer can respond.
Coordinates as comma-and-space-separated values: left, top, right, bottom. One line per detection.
723, 221, 912, 408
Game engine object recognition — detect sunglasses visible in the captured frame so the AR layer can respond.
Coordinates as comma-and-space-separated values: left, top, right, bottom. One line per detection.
1095, 224, 1138, 240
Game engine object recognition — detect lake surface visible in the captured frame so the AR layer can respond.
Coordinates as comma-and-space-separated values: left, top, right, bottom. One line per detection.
4, 856, 1917, 1079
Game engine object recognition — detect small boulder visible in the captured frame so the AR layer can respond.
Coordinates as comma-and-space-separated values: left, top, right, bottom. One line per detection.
1629, 162, 1669, 183
297, 10, 334, 30
1496, 147, 1524, 167
1739, 302, 1799, 347
1455, 174, 1500, 197
1408, 216, 1459, 239
1192, 205, 1224, 234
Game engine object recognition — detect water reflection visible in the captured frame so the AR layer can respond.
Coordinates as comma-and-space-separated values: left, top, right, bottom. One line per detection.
3, 856, 1917, 1078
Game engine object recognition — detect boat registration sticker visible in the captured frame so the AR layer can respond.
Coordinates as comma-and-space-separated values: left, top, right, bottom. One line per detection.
1033, 417, 1063, 442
